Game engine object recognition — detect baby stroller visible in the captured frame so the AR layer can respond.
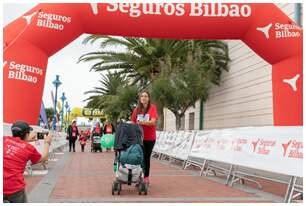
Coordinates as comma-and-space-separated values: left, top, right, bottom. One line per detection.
112, 122, 148, 195
91, 134, 102, 152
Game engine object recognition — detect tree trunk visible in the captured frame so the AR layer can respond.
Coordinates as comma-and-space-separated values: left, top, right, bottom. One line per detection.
155, 104, 164, 131
157, 110, 164, 131
175, 114, 182, 131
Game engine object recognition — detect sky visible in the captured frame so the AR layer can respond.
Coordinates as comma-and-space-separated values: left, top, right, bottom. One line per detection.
4, 3, 103, 110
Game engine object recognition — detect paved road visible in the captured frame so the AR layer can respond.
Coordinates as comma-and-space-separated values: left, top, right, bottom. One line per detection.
26, 144, 280, 203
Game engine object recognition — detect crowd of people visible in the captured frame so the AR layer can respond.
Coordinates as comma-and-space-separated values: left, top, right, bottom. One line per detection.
66, 120, 116, 153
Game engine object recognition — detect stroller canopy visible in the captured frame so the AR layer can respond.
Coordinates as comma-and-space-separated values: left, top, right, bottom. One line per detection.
114, 123, 143, 150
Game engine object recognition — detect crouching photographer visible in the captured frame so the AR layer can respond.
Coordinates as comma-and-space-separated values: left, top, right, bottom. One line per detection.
3, 121, 52, 203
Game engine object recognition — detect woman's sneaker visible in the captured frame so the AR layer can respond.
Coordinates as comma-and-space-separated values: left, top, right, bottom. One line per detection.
144, 176, 150, 184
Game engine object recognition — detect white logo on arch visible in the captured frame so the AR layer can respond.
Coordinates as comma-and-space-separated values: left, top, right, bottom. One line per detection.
256, 23, 272, 39
90, 3, 99, 15
283, 74, 300, 92
22, 12, 37, 25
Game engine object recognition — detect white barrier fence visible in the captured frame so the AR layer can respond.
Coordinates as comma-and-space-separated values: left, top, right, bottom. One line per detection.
154, 126, 303, 202
155, 130, 196, 161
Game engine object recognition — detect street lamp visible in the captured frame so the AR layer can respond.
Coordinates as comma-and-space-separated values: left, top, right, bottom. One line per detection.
65, 101, 69, 124
67, 107, 71, 124
52, 75, 62, 131
60, 92, 66, 131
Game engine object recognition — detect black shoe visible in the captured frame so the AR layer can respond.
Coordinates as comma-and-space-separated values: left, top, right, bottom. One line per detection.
73, 150, 76, 152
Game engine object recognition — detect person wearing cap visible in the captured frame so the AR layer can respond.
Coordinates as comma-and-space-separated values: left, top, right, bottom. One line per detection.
3, 121, 52, 203
67, 119, 79, 152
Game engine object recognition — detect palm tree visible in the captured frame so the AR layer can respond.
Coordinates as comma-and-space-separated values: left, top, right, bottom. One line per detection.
84, 71, 138, 124
80, 36, 229, 86
80, 36, 229, 129
79, 36, 191, 87
83, 71, 126, 120
85, 71, 127, 96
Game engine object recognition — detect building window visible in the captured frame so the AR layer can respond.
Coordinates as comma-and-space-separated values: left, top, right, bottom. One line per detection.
189, 112, 195, 130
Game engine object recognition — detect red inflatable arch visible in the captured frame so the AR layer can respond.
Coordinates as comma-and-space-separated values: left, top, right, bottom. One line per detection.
3, 3, 303, 126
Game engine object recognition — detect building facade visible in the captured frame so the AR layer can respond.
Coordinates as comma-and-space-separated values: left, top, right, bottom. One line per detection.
163, 3, 303, 131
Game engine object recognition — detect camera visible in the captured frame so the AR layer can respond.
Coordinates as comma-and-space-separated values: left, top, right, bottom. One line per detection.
37, 132, 49, 140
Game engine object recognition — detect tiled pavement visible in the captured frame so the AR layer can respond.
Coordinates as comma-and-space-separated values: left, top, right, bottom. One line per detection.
25, 144, 285, 203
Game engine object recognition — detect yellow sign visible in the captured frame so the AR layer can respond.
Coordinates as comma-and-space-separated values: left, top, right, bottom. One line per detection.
70, 107, 82, 117
70, 107, 105, 118
82, 108, 104, 117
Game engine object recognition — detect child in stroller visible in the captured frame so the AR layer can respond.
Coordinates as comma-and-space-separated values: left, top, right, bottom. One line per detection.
91, 134, 102, 152
112, 122, 148, 195
91, 122, 103, 152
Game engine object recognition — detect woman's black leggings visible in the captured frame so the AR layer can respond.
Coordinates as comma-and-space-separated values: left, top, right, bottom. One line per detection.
143, 140, 155, 177
3, 189, 27, 203
69, 138, 77, 151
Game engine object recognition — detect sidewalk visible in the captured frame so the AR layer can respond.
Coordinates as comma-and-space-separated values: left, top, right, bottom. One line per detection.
25, 144, 283, 203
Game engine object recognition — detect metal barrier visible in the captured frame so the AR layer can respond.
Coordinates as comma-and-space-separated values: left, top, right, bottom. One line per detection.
154, 130, 197, 168
155, 127, 303, 203
286, 176, 303, 203
183, 157, 206, 176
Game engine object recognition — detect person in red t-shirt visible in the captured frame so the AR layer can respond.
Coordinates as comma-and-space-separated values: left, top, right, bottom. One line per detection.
84, 130, 90, 141
79, 130, 87, 152
3, 121, 52, 203
87, 129, 92, 140
103, 121, 115, 151
92, 122, 102, 136
131, 90, 158, 184
103, 121, 115, 135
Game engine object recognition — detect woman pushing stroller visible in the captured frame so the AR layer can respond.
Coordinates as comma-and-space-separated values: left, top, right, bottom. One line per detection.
111, 90, 158, 195
131, 90, 158, 185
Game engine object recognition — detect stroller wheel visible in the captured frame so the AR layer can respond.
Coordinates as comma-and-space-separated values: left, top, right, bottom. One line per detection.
137, 183, 141, 195
118, 183, 122, 191
144, 184, 148, 195
112, 181, 121, 195
111, 183, 115, 195
116, 182, 121, 195
138, 183, 145, 195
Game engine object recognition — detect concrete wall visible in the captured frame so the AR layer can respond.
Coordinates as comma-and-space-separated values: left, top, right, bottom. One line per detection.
163, 3, 302, 131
